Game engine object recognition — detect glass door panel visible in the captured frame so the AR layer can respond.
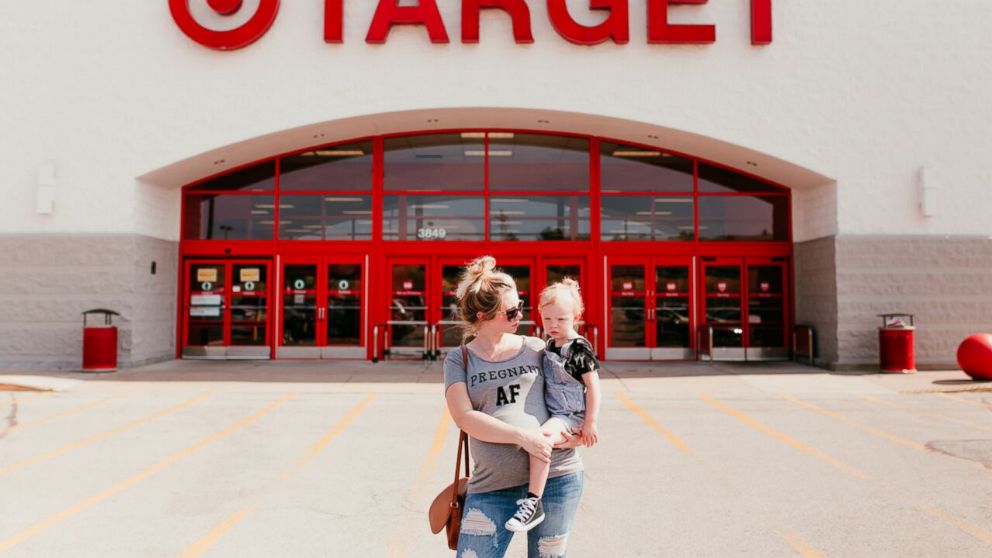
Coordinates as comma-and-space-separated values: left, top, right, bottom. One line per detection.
229, 264, 269, 357
324, 263, 364, 357
185, 263, 226, 358
607, 264, 649, 359
502, 264, 535, 336
390, 263, 428, 358
702, 263, 744, 360
281, 264, 319, 356
654, 264, 692, 359
747, 263, 788, 359
438, 264, 464, 355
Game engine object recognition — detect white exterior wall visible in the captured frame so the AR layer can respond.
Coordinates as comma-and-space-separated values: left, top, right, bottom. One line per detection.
1, 1, 990, 243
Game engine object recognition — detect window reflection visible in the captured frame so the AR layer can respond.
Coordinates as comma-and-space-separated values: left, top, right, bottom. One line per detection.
382, 195, 484, 241
489, 196, 590, 241
489, 134, 589, 191
698, 196, 788, 241
187, 162, 276, 192
183, 195, 275, 240
278, 195, 372, 240
601, 196, 694, 241
383, 133, 484, 191
600, 142, 693, 193
698, 163, 784, 194
280, 141, 373, 191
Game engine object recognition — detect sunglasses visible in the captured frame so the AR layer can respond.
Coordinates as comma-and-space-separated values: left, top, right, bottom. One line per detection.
498, 301, 525, 321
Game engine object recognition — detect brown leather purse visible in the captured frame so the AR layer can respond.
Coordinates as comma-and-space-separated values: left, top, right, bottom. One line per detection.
428, 430, 470, 550
429, 345, 472, 550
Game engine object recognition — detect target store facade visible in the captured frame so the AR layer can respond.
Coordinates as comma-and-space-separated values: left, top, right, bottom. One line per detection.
2, 1, 990, 371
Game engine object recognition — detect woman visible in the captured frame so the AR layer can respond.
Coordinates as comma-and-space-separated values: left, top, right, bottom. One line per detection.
443, 256, 584, 558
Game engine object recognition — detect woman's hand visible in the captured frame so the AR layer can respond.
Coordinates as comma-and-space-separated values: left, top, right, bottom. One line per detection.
519, 429, 554, 463
552, 430, 584, 449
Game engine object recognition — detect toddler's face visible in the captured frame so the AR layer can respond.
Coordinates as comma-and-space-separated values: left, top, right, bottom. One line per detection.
540, 301, 579, 342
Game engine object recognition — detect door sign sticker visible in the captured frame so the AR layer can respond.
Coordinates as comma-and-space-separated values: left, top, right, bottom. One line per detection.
241, 268, 261, 282
201, 281, 214, 292
338, 280, 350, 291
197, 269, 218, 282
623, 281, 633, 291
243, 281, 256, 292
403, 280, 414, 290
667, 282, 677, 292
761, 281, 770, 292
717, 282, 727, 293
294, 279, 307, 290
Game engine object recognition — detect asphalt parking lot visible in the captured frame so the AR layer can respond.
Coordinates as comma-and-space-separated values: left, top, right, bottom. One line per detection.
1, 360, 990, 557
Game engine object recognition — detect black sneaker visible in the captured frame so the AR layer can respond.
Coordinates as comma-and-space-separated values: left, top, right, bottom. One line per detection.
505, 496, 545, 532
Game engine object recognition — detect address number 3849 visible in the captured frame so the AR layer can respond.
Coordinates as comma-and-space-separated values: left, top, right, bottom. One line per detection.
417, 227, 447, 240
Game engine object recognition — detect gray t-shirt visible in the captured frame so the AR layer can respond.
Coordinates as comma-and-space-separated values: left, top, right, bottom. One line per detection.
444, 336, 583, 494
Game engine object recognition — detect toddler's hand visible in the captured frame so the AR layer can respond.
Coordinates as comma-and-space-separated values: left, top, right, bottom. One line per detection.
580, 421, 599, 447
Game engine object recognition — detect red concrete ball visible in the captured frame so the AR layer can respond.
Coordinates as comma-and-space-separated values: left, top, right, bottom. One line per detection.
207, 0, 243, 15
956, 333, 992, 381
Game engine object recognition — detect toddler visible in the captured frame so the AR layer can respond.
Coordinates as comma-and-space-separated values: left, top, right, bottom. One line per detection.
505, 278, 601, 532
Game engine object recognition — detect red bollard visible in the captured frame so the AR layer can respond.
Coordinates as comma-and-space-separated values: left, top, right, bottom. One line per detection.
956, 333, 992, 381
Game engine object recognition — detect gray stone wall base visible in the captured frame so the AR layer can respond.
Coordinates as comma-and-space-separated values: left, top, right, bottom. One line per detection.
803, 235, 992, 371
0, 234, 178, 371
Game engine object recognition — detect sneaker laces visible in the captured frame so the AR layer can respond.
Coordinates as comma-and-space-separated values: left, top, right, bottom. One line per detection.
512, 497, 538, 522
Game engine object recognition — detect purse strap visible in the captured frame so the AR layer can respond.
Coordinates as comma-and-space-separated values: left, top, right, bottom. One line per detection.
451, 345, 472, 507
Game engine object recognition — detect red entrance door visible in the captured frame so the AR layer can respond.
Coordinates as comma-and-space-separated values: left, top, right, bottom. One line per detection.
278, 256, 366, 358
385, 256, 537, 359
606, 257, 695, 360
698, 256, 790, 360
182, 260, 271, 358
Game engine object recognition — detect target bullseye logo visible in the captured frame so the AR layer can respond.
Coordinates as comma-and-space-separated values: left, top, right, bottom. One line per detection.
169, 0, 280, 50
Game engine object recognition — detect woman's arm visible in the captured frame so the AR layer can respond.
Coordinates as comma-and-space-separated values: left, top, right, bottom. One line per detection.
445, 382, 553, 463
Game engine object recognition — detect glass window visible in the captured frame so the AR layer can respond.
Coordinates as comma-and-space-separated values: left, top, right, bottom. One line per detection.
383, 133, 484, 191
382, 195, 484, 241
279, 141, 372, 191
277, 195, 372, 240
698, 196, 789, 241
489, 196, 590, 241
601, 196, 694, 241
600, 142, 693, 193
183, 195, 275, 240
698, 163, 783, 194
187, 162, 276, 192
489, 133, 589, 191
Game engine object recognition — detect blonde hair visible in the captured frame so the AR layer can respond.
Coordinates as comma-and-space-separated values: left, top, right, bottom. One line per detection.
539, 278, 584, 318
455, 256, 516, 336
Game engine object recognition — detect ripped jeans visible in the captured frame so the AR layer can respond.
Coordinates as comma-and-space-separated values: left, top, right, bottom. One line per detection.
456, 472, 584, 558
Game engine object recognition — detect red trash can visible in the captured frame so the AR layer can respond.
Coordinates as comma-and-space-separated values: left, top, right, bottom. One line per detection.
82, 309, 120, 372
878, 313, 916, 373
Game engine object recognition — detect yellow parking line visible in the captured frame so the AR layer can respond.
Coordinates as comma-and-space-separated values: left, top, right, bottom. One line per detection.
0, 392, 212, 476
701, 394, 873, 481
620, 392, 826, 556
770, 525, 827, 558
616, 392, 692, 454
0, 392, 296, 553
859, 394, 992, 433
178, 393, 376, 558
384, 406, 453, 558
936, 392, 990, 408
780, 394, 928, 453
902, 493, 992, 544
0, 386, 140, 436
